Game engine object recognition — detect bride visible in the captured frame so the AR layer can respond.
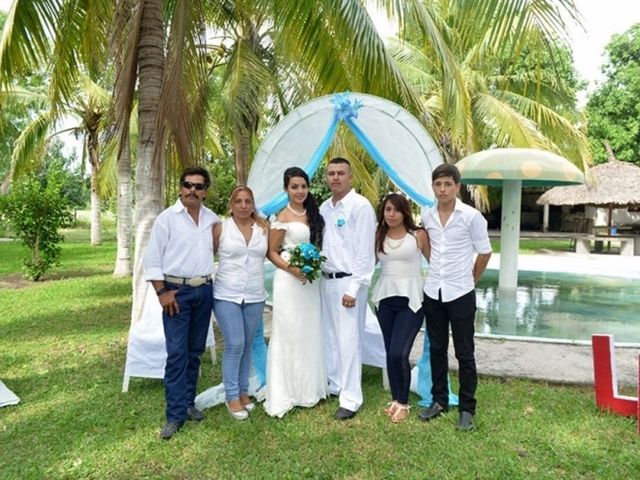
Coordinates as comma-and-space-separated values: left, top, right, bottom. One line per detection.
264, 167, 327, 417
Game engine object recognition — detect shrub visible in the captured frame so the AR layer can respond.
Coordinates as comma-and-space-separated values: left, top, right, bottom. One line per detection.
0, 171, 73, 280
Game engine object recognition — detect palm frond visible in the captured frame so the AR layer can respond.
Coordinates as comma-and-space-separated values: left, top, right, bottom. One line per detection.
0, 0, 61, 85
156, 0, 210, 167
109, 0, 142, 162
9, 110, 54, 180
472, 92, 551, 150
496, 89, 591, 168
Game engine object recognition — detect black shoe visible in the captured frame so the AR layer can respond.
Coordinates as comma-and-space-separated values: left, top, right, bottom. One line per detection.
418, 402, 448, 422
159, 421, 184, 440
457, 411, 475, 431
334, 407, 357, 420
187, 406, 204, 422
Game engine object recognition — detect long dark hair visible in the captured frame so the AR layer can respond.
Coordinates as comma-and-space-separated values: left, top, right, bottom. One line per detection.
283, 167, 325, 247
375, 193, 419, 254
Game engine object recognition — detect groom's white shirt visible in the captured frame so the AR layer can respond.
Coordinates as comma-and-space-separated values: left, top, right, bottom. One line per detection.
320, 189, 376, 297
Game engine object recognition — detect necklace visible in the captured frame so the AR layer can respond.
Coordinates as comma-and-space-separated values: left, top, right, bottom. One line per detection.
287, 203, 307, 217
385, 234, 407, 250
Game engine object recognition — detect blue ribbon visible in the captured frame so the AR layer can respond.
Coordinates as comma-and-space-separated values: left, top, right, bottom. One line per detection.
258, 92, 434, 215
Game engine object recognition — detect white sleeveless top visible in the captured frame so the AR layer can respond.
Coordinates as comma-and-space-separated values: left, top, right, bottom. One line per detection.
371, 232, 424, 313
213, 217, 268, 303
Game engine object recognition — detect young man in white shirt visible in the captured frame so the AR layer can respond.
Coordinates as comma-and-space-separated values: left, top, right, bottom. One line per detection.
143, 167, 220, 439
320, 157, 377, 420
418, 163, 491, 431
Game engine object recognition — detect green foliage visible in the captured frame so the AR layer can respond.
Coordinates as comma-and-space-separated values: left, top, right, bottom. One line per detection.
43, 140, 89, 208
205, 152, 237, 215
587, 23, 640, 165
0, 167, 73, 280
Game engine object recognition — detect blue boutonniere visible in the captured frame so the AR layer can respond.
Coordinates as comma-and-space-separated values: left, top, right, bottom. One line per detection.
336, 218, 345, 228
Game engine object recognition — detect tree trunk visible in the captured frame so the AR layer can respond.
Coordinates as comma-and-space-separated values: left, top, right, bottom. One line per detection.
113, 129, 133, 277
131, 0, 166, 324
90, 174, 102, 246
88, 130, 102, 246
234, 130, 250, 185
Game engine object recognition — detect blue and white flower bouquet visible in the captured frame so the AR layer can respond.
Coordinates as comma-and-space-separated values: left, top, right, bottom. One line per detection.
287, 242, 326, 283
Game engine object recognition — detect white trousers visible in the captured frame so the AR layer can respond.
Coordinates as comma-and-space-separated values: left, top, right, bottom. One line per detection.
321, 277, 367, 412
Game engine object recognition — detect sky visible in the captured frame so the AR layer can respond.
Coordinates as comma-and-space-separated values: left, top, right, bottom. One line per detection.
0, 0, 639, 89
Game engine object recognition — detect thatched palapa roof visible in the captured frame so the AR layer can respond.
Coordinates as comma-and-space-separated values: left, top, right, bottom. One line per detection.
537, 159, 640, 207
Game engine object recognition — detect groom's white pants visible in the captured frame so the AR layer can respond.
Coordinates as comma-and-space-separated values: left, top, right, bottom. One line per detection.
321, 277, 367, 412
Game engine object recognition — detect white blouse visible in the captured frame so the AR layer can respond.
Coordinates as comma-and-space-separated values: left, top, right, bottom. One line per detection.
213, 217, 268, 303
371, 232, 425, 313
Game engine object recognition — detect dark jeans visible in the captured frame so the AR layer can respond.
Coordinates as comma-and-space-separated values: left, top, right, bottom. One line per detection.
376, 296, 424, 404
162, 282, 213, 422
424, 290, 477, 414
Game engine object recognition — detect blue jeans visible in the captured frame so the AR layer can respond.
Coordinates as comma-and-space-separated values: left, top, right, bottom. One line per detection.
213, 299, 264, 401
162, 282, 213, 422
376, 296, 424, 404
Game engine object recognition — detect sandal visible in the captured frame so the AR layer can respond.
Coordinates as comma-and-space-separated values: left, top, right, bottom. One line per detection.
384, 401, 399, 417
390, 404, 410, 423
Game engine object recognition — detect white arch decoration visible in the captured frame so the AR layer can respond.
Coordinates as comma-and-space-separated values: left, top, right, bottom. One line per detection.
247, 92, 443, 214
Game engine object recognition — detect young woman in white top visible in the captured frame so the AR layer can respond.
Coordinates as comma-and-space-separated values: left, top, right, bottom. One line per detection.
213, 186, 269, 420
371, 193, 429, 423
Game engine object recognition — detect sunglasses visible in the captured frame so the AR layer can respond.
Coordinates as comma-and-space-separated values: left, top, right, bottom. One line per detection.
181, 181, 207, 191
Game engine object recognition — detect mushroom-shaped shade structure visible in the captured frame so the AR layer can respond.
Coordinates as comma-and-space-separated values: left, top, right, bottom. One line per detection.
457, 148, 584, 289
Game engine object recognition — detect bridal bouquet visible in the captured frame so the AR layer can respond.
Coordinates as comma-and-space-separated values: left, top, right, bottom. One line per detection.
287, 242, 326, 283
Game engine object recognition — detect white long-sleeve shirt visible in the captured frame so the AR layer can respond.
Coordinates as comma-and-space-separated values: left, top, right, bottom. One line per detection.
143, 199, 220, 280
421, 199, 492, 302
320, 189, 376, 298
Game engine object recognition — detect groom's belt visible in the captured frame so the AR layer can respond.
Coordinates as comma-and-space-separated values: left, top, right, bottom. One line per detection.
164, 274, 212, 287
322, 271, 352, 280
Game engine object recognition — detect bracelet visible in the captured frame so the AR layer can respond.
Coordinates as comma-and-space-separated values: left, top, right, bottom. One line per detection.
156, 287, 169, 296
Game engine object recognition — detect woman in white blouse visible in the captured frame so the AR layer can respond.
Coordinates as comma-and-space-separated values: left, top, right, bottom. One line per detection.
371, 193, 429, 423
213, 186, 269, 420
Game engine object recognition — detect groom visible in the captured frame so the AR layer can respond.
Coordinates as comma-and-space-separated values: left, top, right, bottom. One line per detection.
320, 157, 377, 420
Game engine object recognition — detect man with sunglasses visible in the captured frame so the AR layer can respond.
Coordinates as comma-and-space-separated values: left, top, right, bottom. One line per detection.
143, 166, 220, 440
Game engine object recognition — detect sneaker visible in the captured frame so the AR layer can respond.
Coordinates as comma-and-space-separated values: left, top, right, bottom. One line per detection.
187, 406, 204, 422
418, 402, 448, 422
457, 411, 475, 431
159, 421, 184, 440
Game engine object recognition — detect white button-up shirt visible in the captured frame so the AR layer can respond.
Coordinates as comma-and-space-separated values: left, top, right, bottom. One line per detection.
320, 189, 377, 298
422, 199, 491, 302
143, 199, 220, 280
214, 218, 268, 303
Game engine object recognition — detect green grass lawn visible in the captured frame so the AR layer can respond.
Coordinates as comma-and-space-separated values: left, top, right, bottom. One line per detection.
1, 230, 638, 479
490, 238, 574, 254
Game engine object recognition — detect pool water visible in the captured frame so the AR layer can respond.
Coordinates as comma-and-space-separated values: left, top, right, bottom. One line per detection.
263, 266, 640, 343
475, 270, 640, 343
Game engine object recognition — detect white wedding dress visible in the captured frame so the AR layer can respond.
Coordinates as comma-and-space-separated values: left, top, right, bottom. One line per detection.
264, 221, 327, 417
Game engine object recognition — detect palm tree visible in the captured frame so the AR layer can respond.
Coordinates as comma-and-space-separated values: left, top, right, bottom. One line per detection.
6, 75, 114, 245
388, 0, 589, 169
0, 0, 115, 246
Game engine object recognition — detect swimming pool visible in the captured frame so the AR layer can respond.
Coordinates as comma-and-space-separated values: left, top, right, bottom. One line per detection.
475, 270, 640, 343
264, 265, 640, 343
